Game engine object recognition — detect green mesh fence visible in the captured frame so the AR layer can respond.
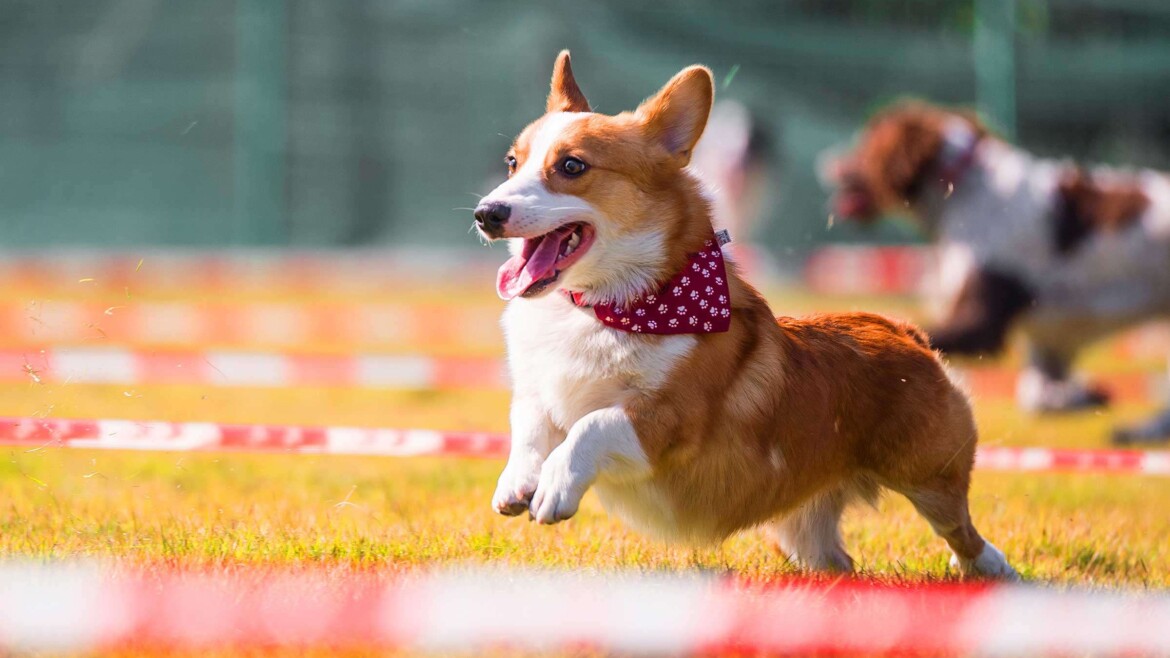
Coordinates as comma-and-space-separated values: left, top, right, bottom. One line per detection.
2, 0, 1169, 250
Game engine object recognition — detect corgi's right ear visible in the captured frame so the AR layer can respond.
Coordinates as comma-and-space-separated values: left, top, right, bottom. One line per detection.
636, 65, 714, 166
547, 50, 591, 114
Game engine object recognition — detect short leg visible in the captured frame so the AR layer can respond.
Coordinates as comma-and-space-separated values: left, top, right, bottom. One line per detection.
493, 394, 560, 516
529, 407, 650, 525
901, 480, 1018, 581
766, 487, 853, 573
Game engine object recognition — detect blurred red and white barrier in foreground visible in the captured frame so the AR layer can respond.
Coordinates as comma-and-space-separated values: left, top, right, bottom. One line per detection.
1, 416, 1168, 476
3, 346, 1164, 402
1, 564, 1168, 655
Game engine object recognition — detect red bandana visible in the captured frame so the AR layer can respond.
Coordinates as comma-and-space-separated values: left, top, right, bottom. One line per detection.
567, 233, 731, 335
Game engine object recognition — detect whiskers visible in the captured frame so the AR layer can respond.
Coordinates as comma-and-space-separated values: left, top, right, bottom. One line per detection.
469, 221, 493, 246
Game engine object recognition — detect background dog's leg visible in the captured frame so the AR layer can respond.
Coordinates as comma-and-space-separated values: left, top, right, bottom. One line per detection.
927, 267, 1034, 355
1114, 354, 1170, 443
899, 476, 1018, 581
1113, 406, 1170, 445
493, 394, 561, 516
766, 486, 853, 572
1017, 344, 1109, 413
529, 407, 649, 525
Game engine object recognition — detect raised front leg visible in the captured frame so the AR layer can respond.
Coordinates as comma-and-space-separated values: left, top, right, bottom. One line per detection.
529, 407, 651, 525
492, 394, 561, 516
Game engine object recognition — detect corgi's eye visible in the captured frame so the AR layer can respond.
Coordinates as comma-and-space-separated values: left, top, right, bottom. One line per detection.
560, 157, 587, 177
505, 155, 517, 173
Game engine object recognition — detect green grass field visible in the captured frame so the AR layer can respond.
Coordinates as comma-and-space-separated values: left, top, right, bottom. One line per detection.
1, 284, 1169, 655
1, 380, 1168, 587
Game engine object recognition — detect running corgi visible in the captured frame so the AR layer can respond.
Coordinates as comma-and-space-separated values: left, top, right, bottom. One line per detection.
473, 52, 1017, 578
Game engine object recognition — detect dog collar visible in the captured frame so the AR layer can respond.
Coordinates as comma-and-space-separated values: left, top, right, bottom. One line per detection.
936, 118, 982, 189
565, 231, 732, 335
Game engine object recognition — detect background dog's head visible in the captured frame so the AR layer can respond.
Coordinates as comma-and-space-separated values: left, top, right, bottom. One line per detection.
474, 52, 716, 305
822, 101, 986, 224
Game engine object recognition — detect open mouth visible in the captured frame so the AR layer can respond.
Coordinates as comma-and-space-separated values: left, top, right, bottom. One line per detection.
496, 222, 596, 300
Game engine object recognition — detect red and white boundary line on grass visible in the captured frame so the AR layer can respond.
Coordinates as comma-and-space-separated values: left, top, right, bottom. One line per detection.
0, 416, 509, 458
3, 346, 1165, 402
1, 416, 1168, 476
0, 300, 503, 351
1, 347, 505, 389
2, 565, 1169, 655
0, 248, 502, 296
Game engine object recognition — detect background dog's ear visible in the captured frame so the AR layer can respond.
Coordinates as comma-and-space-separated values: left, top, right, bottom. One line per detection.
547, 50, 591, 113
636, 66, 714, 165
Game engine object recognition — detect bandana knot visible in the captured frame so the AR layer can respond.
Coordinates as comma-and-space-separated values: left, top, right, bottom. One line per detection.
566, 234, 731, 335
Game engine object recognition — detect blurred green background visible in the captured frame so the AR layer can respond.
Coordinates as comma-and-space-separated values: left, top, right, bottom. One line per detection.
3, 0, 1170, 251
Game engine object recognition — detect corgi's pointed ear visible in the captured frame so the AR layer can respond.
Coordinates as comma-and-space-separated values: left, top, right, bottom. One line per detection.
547, 50, 591, 113
637, 66, 714, 165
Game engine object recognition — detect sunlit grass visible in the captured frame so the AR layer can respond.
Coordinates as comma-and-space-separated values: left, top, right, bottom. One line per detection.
1, 446, 1167, 588
0, 375, 1167, 589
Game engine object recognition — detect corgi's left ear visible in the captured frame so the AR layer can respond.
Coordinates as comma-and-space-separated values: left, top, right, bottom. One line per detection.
547, 50, 591, 113
637, 66, 714, 165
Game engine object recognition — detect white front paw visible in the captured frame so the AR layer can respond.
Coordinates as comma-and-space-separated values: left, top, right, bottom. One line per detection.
529, 451, 590, 525
492, 464, 540, 517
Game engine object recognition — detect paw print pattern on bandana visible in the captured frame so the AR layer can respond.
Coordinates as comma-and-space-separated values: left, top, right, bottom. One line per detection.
570, 235, 732, 335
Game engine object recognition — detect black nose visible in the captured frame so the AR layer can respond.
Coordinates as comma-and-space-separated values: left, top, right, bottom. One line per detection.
474, 201, 511, 235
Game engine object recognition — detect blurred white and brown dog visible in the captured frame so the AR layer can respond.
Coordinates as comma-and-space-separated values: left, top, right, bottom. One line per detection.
472, 53, 1016, 578
826, 101, 1170, 443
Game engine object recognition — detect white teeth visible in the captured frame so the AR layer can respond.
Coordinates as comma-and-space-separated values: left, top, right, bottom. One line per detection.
561, 231, 580, 258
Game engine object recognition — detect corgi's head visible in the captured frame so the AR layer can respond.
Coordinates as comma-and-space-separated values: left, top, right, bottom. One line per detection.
475, 51, 716, 304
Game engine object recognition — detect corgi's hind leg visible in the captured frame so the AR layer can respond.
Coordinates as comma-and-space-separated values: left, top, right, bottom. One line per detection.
900, 476, 1019, 581
767, 486, 853, 573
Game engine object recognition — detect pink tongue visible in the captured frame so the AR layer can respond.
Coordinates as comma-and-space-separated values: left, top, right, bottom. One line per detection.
495, 230, 568, 300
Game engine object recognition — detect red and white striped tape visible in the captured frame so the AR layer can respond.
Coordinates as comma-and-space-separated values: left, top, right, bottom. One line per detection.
0, 300, 503, 351
1, 416, 1168, 476
1, 564, 1168, 654
0, 416, 508, 457
3, 345, 1162, 402
2, 347, 505, 389
0, 248, 501, 296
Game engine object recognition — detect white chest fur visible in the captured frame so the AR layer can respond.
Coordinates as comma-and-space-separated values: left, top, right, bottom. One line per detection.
502, 294, 696, 432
